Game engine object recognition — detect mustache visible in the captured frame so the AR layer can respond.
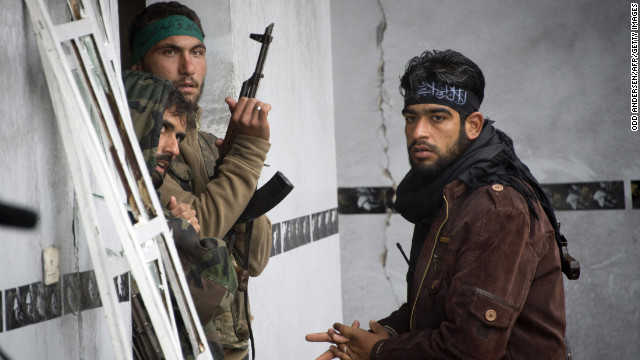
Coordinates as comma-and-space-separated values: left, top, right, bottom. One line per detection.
156, 154, 173, 164
175, 76, 200, 88
408, 139, 437, 152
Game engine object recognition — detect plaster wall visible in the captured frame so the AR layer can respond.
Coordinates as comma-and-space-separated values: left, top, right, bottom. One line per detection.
332, 0, 640, 358
0, 0, 126, 359
1, 0, 341, 359
148, 0, 343, 358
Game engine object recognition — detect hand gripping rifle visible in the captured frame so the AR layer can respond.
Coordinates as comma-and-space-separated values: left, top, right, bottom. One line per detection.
216, 23, 293, 224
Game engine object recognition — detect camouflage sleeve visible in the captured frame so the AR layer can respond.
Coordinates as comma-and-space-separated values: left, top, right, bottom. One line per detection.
166, 217, 238, 324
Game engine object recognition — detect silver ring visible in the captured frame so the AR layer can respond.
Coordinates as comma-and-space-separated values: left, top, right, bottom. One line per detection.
254, 105, 262, 111
344, 345, 348, 354
186, 219, 191, 224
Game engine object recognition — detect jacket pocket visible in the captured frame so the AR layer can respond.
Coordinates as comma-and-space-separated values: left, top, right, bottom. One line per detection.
467, 286, 517, 329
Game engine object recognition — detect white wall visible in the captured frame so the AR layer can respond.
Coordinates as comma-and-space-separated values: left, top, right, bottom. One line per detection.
332, 0, 640, 358
7, 0, 635, 359
0, 0, 126, 358
2, 0, 342, 359
154, 0, 343, 358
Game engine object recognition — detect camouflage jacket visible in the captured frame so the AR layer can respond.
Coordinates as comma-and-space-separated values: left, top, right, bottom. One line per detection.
123, 70, 235, 359
159, 107, 273, 351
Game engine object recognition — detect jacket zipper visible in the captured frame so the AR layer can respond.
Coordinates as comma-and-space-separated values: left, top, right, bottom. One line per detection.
410, 195, 449, 331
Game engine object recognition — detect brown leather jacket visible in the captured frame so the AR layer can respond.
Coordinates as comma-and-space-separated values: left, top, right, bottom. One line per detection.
375, 179, 566, 359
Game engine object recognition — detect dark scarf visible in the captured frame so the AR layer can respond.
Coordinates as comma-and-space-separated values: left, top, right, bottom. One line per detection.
395, 120, 562, 285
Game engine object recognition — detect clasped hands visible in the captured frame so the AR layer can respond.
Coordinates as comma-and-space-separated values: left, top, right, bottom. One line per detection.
305, 320, 390, 360
167, 196, 200, 233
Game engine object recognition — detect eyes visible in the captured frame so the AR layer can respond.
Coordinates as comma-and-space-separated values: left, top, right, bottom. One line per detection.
161, 47, 206, 57
192, 48, 205, 56
403, 114, 446, 123
160, 125, 185, 143
162, 48, 176, 56
404, 115, 418, 123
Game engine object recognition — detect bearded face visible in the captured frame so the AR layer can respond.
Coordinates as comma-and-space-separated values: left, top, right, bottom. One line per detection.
408, 124, 470, 180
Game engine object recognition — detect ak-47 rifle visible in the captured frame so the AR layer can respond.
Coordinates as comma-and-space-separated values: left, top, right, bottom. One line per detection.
216, 23, 293, 223
217, 25, 292, 360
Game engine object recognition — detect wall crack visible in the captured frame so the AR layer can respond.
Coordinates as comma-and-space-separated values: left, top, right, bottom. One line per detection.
376, 0, 401, 307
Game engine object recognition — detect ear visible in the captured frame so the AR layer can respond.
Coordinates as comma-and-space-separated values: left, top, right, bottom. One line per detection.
464, 112, 484, 140
131, 60, 143, 71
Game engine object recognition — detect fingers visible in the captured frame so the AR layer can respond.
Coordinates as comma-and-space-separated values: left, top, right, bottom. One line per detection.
307, 322, 362, 360
167, 201, 199, 233
170, 202, 193, 218
227, 97, 270, 141
369, 320, 390, 339
328, 329, 349, 344
225, 97, 237, 112
329, 346, 352, 360
189, 216, 200, 233
333, 323, 356, 338
315, 350, 337, 360
305, 332, 334, 343
167, 196, 177, 210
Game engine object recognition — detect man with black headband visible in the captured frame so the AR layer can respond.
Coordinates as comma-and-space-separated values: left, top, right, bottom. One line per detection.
129, 3, 273, 360
306, 49, 568, 359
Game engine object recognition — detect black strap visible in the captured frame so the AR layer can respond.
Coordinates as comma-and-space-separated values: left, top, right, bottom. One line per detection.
243, 220, 256, 360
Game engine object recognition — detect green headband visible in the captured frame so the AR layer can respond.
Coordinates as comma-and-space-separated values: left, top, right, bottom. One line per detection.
131, 15, 204, 65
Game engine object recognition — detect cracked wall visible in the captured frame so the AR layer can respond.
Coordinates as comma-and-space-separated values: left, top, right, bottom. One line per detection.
0, 0, 129, 358
332, 0, 640, 358
1, 0, 341, 358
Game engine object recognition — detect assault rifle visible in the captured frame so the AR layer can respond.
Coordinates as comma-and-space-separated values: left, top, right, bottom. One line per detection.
217, 25, 293, 359
216, 23, 293, 223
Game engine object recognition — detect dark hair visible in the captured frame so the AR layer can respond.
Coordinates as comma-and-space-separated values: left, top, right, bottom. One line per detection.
400, 49, 485, 117
165, 89, 197, 129
128, 1, 205, 55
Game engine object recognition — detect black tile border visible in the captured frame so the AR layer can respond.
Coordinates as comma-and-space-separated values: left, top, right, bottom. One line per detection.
0, 207, 342, 331
338, 187, 395, 214
311, 208, 339, 240
338, 180, 634, 214
271, 208, 339, 256
6, 281, 63, 331
271, 222, 282, 257
2, 271, 129, 332
282, 215, 312, 252
542, 181, 625, 210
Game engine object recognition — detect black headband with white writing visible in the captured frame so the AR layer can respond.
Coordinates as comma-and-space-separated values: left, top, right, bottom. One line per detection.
404, 81, 481, 114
